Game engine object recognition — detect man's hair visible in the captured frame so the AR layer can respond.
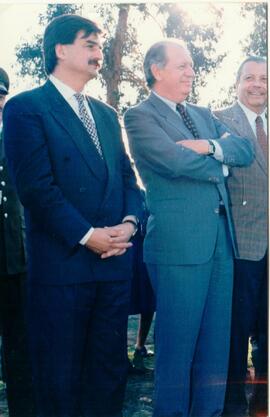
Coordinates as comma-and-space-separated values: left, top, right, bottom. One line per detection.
0, 67, 10, 95
43, 14, 103, 75
236, 56, 266, 82
143, 38, 187, 88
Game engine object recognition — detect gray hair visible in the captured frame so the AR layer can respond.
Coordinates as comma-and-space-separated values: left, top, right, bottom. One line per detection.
143, 39, 187, 88
236, 56, 266, 82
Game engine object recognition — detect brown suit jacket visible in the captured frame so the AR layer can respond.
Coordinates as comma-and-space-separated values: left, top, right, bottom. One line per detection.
214, 102, 267, 261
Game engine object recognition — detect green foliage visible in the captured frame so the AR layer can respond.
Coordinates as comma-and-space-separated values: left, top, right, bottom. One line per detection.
241, 3, 267, 57
157, 3, 226, 103
15, 4, 80, 83
15, 3, 265, 111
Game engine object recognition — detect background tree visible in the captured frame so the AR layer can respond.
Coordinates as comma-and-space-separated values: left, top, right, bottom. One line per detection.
240, 3, 267, 57
91, 3, 148, 111
14, 3, 266, 112
15, 4, 79, 83
157, 3, 226, 103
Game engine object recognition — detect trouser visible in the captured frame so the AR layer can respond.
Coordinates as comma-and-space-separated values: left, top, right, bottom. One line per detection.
223, 254, 268, 416
27, 279, 130, 417
0, 273, 36, 417
148, 216, 233, 417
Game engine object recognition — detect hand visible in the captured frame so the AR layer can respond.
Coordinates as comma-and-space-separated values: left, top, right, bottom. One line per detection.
176, 139, 209, 155
85, 227, 132, 256
100, 223, 135, 259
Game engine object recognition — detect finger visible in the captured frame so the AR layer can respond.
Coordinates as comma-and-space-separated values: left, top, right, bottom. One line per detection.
109, 235, 129, 243
110, 241, 133, 249
107, 228, 125, 237
101, 248, 121, 259
114, 248, 126, 256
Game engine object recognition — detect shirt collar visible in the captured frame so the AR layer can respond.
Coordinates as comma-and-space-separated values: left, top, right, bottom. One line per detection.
152, 91, 187, 112
237, 99, 266, 124
49, 74, 85, 101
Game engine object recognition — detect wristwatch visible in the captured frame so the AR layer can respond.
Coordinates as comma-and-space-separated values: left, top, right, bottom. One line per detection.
207, 140, 216, 156
122, 218, 139, 236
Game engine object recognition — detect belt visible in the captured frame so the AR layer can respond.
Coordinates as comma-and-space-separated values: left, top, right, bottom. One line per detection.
219, 204, 226, 216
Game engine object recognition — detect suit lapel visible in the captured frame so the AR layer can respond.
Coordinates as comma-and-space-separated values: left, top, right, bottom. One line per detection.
148, 92, 194, 139
229, 103, 266, 175
42, 80, 106, 182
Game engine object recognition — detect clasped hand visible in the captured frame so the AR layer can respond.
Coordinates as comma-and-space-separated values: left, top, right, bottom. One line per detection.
85, 222, 135, 259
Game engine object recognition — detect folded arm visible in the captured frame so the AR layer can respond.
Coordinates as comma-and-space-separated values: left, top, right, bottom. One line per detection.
124, 108, 225, 184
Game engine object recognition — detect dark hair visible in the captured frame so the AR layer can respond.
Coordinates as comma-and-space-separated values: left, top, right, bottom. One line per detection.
43, 14, 103, 75
236, 56, 266, 82
143, 39, 186, 88
0, 67, 10, 94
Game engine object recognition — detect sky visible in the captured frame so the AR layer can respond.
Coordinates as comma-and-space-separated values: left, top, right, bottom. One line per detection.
0, 1, 265, 106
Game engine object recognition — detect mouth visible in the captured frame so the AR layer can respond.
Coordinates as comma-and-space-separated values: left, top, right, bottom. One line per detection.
248, 91, 265, 97
88, 61, 101, 70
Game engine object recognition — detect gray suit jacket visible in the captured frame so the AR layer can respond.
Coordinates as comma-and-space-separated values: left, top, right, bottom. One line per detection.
215, 102, 267, 261
124, 93, 254, 266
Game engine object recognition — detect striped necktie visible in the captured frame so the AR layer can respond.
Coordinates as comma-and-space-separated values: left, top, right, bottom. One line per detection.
176, 103, 200, 138
74, 93, 103, 158
255, 115, 267, 159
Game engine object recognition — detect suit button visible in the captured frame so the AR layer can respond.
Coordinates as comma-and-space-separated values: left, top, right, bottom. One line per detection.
4, 213, 8, 218
1, 181, 5, 186
242, 201, 247, 206
3, 196, 7, 202
214, 208, 219, 214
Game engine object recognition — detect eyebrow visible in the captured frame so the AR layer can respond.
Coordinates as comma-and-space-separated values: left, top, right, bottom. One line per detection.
84, 40, 99, 46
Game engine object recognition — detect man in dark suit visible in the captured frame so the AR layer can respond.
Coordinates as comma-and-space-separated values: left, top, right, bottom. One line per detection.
3, 15, 142, 417
0, 68, 36, 417
215, 56, 267, 417
124, 39, 254, 417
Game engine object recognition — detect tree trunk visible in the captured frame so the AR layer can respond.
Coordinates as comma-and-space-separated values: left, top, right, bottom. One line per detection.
103, 5, 129, 111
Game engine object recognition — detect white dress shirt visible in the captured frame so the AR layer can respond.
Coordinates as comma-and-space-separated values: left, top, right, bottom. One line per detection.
237, 100, 267, 137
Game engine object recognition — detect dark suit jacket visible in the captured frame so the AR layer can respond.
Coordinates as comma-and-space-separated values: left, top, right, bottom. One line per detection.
124, 93, 254, 266
3, 80, 142, 285
0, 134, 26, 276
215, 103, 267, 261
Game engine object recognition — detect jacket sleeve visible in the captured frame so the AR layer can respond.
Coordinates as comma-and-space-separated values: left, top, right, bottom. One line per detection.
211, 112, 254, 167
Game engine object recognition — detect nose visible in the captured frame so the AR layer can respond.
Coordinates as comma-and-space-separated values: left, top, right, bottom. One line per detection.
253, 78, 265, 88
186, 65, 195, 79
96, 47, 103, 61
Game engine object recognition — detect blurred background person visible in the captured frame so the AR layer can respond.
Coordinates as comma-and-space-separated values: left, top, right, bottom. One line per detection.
0, 67, 36, 417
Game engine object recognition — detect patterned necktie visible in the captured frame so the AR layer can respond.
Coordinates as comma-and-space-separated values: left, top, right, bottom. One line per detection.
74, 93, 103, 158
255, 115, 267, 158
176, 103, 200, 139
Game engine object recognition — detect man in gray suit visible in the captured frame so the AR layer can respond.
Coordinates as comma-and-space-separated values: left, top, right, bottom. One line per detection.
124, 39, 254, 417
215, 57, 267, 417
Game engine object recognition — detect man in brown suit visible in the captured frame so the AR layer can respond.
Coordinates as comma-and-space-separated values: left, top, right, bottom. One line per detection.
215, 56, 267, 417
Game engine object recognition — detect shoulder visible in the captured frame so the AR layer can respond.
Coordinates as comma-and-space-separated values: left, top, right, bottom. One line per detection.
4, 85, 44, 114
214, 103, 238, 119
88, 96, 116, 115
124, 97, 154, 120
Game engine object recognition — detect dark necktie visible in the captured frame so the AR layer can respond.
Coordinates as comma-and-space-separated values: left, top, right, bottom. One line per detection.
74, 93, 103, 158
176, 103, 200, 139
255, 115, 267, 158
